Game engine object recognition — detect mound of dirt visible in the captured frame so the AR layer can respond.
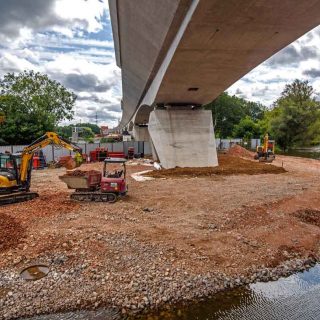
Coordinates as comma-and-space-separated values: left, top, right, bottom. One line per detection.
0, 213, 25, 252
226, 144, 255, 159
144, 154, 286, 178
292, 209, 320, 227
1, 192, 79, 221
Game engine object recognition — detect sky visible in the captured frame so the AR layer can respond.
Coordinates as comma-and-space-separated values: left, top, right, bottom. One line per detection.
0, 0, 319, 128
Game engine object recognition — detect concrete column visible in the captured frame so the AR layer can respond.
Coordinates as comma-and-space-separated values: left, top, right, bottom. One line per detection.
132, 125, 150, 142
148, 109, 218, 169
150, 139, 159, 162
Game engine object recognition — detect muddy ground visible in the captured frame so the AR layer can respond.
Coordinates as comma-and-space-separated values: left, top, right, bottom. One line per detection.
0, 153, 320, 319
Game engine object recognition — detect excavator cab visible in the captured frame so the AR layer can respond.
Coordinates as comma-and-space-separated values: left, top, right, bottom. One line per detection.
0, 132, 83, 205
0, 153, 18, 191
0, 152, 34, 204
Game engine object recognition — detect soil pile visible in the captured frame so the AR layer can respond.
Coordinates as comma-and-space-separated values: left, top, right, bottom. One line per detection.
144, 154, 286, 178
1, 192, 79, 219
62, 169, 101, 177
292, 209, 320, 227
226, 144, 255, 159
66, 169, 86, 176
0, 213, 25, 251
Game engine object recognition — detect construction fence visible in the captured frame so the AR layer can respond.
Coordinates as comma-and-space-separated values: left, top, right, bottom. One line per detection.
0, 141, 152, 163
0, 138, 260, 162
216, 138, 260, 150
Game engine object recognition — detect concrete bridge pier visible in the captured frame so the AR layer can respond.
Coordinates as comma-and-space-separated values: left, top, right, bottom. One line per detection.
132, 125, 150, 142
148, 107, 218, 169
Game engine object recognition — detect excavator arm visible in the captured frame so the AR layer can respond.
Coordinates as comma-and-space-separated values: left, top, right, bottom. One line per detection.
20, 132, 83, 183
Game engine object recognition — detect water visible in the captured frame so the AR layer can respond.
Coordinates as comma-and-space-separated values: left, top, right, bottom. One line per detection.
279, 147, 320, 160
27, 265, 320, 320
135, 265, 320, 320
20, 265, 49, 281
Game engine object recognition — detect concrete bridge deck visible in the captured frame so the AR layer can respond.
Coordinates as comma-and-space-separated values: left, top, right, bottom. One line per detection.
109, 0, 320, 168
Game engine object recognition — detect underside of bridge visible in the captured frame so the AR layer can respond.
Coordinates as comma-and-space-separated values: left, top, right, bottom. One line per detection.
109, 0, 320, 168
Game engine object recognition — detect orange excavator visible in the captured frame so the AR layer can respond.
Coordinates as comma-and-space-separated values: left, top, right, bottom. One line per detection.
254, 133, 275, 163
0, 132, 82, 205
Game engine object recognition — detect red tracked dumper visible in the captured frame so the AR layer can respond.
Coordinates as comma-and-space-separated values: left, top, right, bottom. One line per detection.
59, 158, 127, 203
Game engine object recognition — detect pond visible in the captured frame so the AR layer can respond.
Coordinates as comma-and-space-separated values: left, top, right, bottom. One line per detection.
279, 147, 320, 160
135, 264, 320, 320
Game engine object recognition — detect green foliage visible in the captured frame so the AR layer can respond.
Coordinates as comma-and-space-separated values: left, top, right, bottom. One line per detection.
205, 80, 320, 149
276, 79, 313, 106
100, 137, 108, 143
81, 127, 95, 141
204, 92, 266, 138
56, 124, 98, 141
77, 123, 100, 134
233, 116, 260, 139
0, 71, 76, 145
267, 80, 320, 150
86, 137, 95, 144
56, 125, 73, 139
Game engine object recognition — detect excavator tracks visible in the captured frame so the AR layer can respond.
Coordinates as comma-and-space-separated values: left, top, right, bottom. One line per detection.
70, 192, 117, 203
0, 192, 39, 206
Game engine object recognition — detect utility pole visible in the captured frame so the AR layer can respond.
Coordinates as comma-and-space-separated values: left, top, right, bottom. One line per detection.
95, 111, 98, 125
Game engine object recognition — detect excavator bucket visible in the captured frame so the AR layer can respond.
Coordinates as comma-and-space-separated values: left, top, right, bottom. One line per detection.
63, 158, 77, 170
60, 153, 83, 170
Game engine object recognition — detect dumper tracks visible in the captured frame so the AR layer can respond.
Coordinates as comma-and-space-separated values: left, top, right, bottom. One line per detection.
70, 191, 117, 203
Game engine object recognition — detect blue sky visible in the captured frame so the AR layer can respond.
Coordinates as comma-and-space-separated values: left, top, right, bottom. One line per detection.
0, 0, 319, 127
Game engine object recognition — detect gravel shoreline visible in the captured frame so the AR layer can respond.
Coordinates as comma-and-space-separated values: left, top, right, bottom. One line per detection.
0, 248, 318, 319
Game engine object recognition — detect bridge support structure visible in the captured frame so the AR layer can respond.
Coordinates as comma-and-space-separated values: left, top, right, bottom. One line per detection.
132, 125, 150, 142
148, 107, 218, 169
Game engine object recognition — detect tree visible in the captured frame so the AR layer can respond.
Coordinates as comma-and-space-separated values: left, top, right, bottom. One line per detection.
78, 123, 100, 134
0, 71, 76, 144
267, 80, 320, 150
204, 92, 266, 138
56, 125, 73, 140
56, 123, 99, 141
233, 116, 260, 139
81, 127, 95, 141
277, 79, 313, 106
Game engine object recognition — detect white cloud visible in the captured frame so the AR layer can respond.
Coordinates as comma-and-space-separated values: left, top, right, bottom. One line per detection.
0, 0, 122, 127
54, 0, 109, 34
0, 52, 37, 73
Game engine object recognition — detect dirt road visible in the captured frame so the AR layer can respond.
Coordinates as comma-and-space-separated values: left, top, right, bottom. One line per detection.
0, 154, 319, 319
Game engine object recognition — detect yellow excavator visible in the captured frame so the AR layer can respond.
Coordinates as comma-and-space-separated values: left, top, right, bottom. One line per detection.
254, 133, 276, 163
0, 132, 83, 205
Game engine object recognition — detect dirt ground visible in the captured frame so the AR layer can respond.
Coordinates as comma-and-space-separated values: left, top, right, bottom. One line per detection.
145, 154, 286, 178
0, 151, 320, 271
0, 152, 320, 318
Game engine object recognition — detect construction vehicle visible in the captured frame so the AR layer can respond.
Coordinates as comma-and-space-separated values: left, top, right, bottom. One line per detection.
0, 132, 82, 205
254, 133, 275, 163
59, 157, 127, 203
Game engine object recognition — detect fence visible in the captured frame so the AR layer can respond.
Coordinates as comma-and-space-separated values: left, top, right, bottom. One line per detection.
0, 138, 259, 162
0, 141, 152, 162
215, 138, 260, 150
